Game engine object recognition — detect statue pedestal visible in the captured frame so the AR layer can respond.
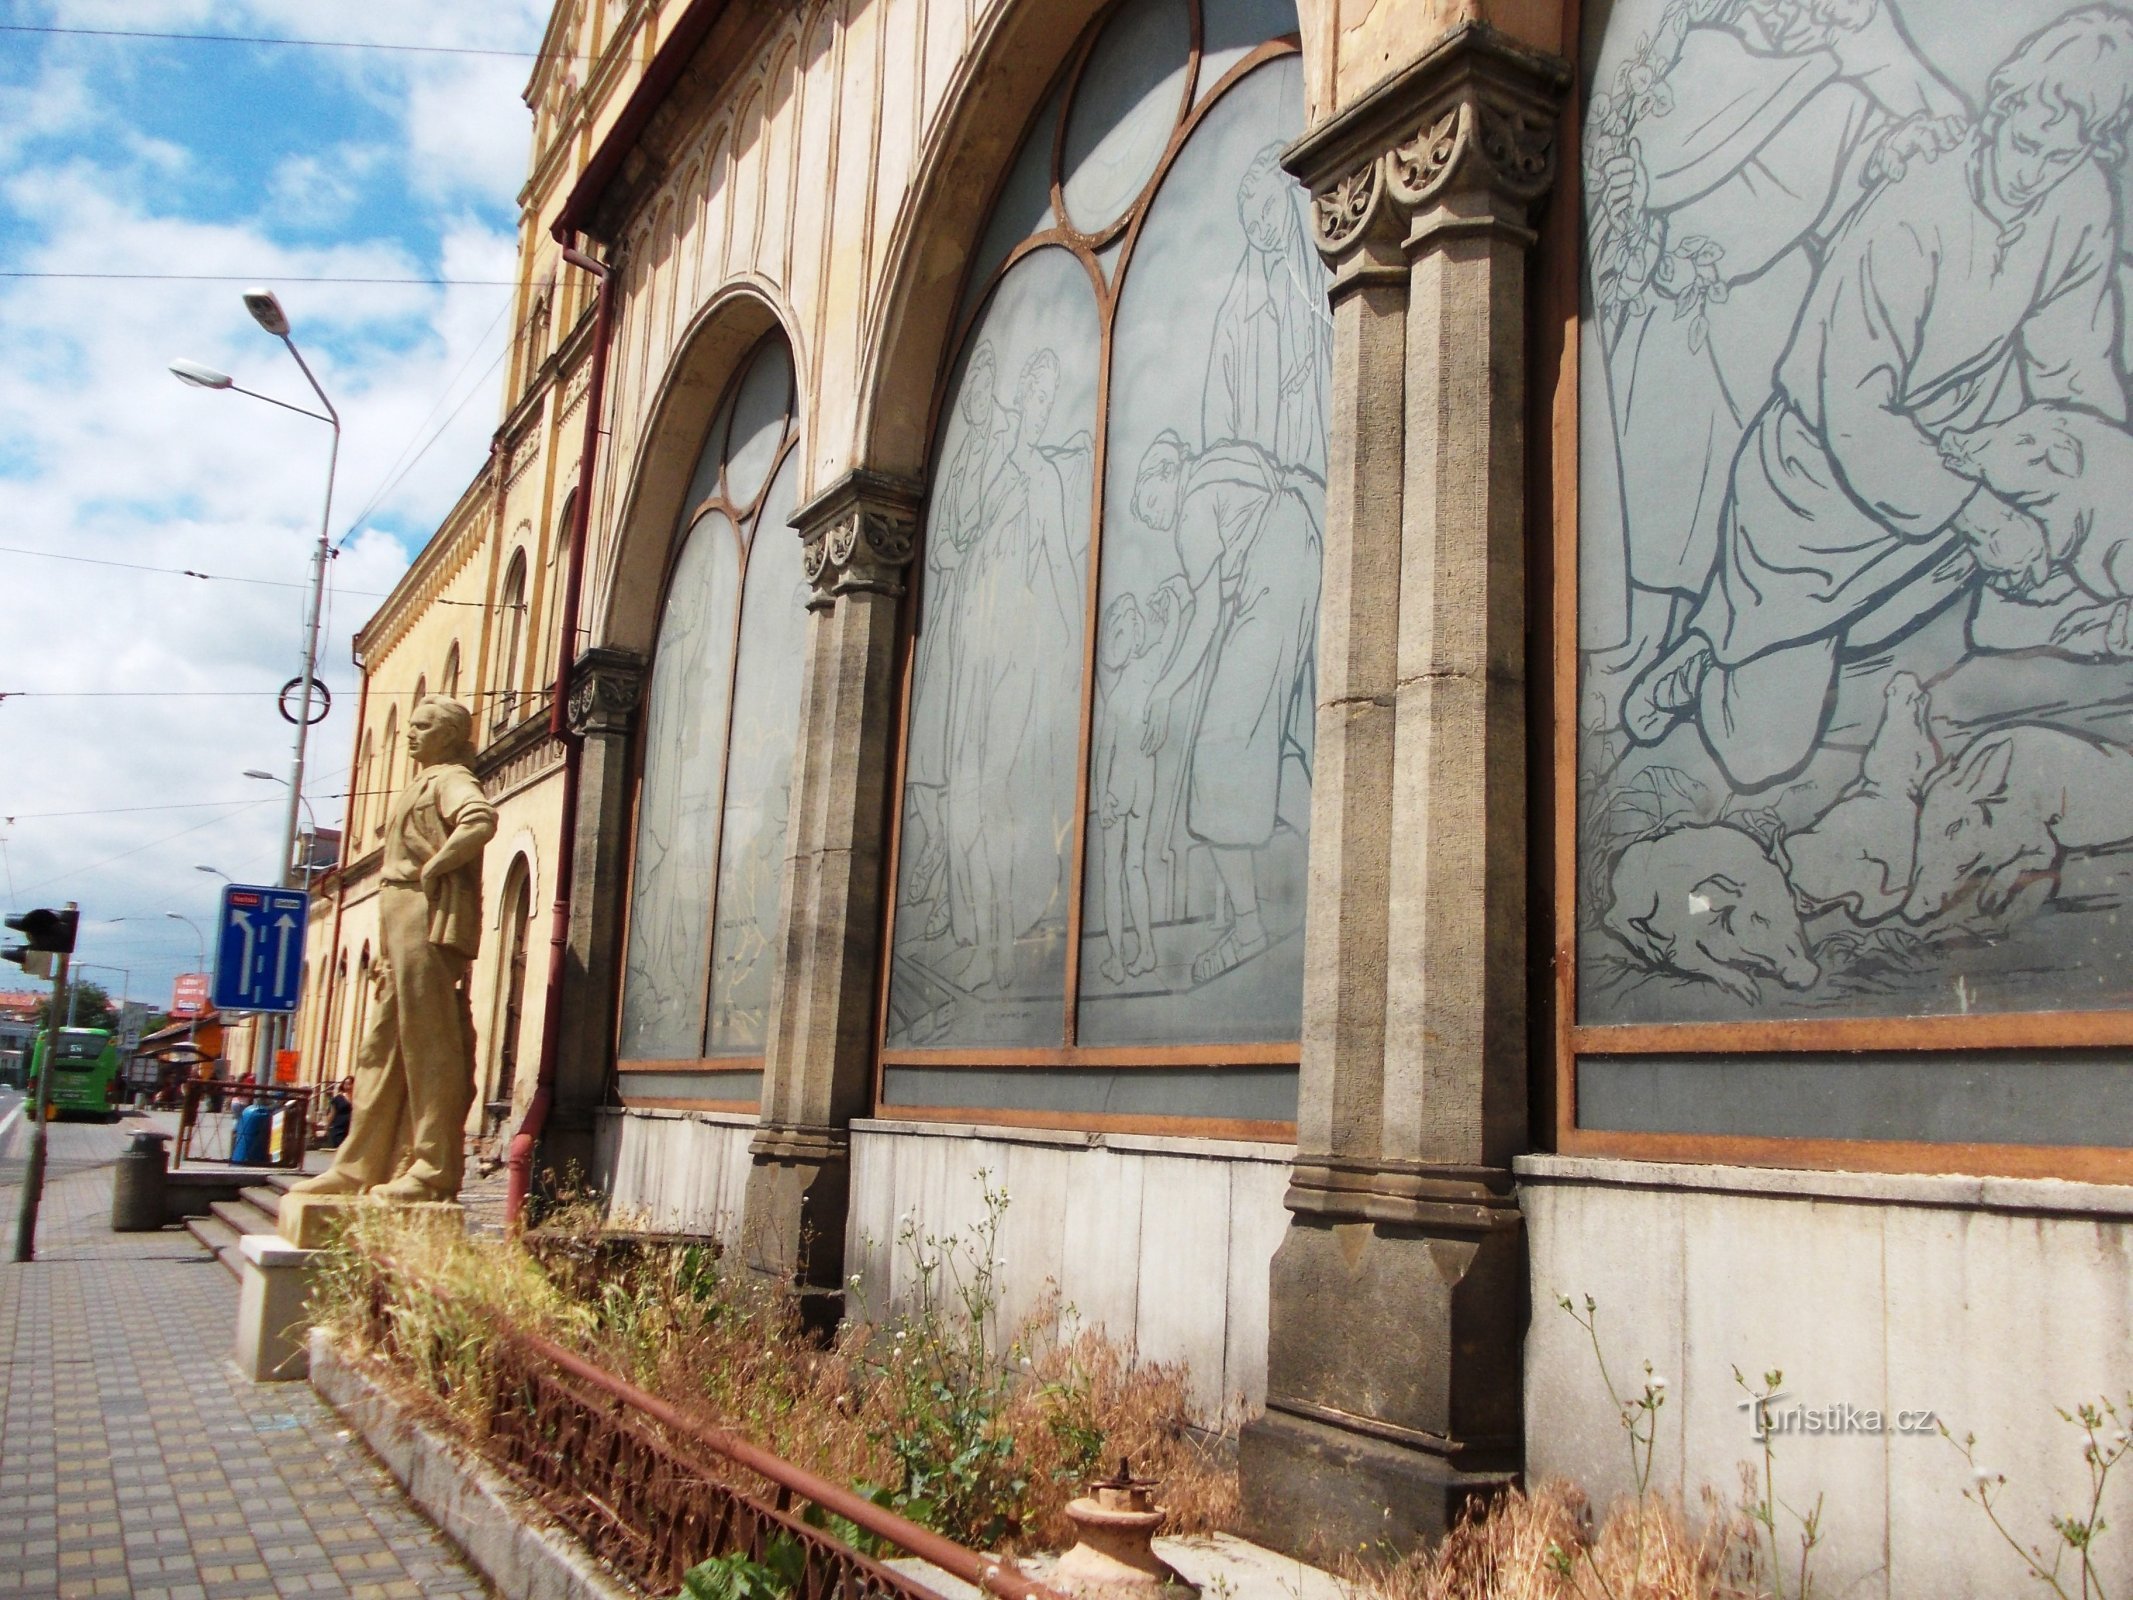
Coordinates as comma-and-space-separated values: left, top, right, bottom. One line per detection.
279, 1191, 366, 1249
279, 1191, 467, 1249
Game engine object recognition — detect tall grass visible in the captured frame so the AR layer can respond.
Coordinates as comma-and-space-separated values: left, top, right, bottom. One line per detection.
309, 1189, 1232, 1556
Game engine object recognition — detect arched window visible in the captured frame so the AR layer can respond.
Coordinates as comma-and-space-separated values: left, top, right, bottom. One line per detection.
442, 641, 461, 701
353, 731, 374, 839
490, 857, 534, 1104
495, 549, 529, 729
885, 0, 1328, 1063
378, 709, 399, 831
321, 951, 347, 1084
617, 333, 808, 1068
412, 675, 427, 708
351, 945, 374, 1069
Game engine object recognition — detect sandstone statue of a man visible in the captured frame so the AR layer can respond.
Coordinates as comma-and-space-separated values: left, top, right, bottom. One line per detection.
294, 696, 496, 1203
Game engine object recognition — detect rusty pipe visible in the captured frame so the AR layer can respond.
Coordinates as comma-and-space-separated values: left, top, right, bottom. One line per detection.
518, 1332, 1071, 1600
505, 237, 615, 1232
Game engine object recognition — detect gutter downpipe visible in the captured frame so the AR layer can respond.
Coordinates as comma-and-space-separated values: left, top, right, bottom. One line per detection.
506, 237, 615, 1232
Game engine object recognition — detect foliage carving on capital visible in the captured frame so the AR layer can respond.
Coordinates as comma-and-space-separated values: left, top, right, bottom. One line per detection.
1311, 157, 1384, 260
566, 650, 644, 738
829, 508, 917, 598
1386, 105, 1466, 209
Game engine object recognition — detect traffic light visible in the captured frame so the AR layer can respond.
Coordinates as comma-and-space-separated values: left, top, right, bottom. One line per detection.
3, 907, 77, 974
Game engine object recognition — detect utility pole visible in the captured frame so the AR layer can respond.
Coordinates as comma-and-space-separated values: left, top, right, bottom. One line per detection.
11, 903, 76, 1264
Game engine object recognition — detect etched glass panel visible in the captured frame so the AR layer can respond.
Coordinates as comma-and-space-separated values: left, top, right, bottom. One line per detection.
1059, 0, 1190, 235
618, 510, 741, 1059
1079, 56, 1325, 1046
888, 246, 1101, 1048
723, 339, 794, 510
706, 452, 808, 1054
1575, 0, 2133, 1024
961, 88, 1064, 326
1197, 0, 1296, 95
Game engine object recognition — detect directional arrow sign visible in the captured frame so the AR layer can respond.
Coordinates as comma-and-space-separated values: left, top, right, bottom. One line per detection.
212, 884, 310, 1014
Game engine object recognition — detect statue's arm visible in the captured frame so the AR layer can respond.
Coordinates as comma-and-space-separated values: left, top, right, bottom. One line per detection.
420, 771, 499, 885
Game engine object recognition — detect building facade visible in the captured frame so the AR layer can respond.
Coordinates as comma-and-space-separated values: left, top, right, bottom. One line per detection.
299, 0, 2133, 1587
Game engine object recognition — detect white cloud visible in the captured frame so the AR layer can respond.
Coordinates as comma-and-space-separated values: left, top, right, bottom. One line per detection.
0, 0, 547, 1008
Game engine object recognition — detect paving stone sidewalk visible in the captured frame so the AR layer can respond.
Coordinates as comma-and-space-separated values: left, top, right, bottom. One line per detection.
0, 1114, 493, 1600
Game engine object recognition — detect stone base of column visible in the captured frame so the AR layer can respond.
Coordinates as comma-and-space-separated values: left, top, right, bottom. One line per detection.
1240, 1406, 1516, 1555
741, 1123, 851, 1330
1241, 1179, 1526, 1556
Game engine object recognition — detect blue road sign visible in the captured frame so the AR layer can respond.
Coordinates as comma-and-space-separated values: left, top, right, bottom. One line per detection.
212, 884, 310, 1014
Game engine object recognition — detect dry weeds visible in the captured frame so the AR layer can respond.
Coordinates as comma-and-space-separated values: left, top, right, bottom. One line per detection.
311, 1201, 1234, 1557
1341, 1478, 1768, 1600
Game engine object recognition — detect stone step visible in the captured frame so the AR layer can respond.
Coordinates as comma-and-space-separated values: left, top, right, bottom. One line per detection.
239, 1185, 287, 1220
184, 1213, 244, 1278
209, 1197, 281, 1238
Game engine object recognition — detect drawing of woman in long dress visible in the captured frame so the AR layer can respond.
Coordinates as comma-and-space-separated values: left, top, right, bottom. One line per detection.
1203, 143, 1332, 482
950, 350, 1084, 990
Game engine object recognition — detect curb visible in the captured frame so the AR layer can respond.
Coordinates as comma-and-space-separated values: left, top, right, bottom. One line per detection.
308, 1329, 644, 1600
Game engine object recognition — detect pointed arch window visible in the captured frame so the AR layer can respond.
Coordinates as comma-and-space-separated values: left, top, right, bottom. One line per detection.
882, 0, 1327, 1123
616, 333, 809, 1094
495, 549, 530, 729
377, 710, 399, 834
442, 641, 461, 701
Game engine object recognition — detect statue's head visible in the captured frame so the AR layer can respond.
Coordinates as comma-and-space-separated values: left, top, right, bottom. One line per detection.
407, 696, 476, 769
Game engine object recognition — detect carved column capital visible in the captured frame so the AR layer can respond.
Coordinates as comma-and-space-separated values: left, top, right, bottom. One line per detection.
1284, 23, 1570, 265
793, 469, 924, 606
565, 646, 644, 738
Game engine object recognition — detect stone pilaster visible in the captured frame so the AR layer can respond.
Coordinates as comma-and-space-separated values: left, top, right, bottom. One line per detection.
742, 470, 921, 1301
547, 646, 644, 1182
1242, 24, 1568, 1556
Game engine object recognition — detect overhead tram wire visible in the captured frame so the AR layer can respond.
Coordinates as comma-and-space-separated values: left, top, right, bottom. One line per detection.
1, 273, 523, 284
0, 23, 596, 61
0, 546, 494, 608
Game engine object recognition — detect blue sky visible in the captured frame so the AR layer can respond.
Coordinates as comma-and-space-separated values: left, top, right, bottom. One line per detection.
0, 0, 550, 1010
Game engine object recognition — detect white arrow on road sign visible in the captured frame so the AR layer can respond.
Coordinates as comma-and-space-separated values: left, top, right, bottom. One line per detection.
274, 914, 297, 995
228, 906, 256, 978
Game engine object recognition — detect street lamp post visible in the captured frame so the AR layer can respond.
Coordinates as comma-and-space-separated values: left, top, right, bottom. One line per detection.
243, 771, 321, 889
167, 914, 206, 1073
172, 286, 339, 1086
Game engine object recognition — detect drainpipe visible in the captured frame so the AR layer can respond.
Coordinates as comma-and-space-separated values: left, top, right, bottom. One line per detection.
506, 236, 615, 1232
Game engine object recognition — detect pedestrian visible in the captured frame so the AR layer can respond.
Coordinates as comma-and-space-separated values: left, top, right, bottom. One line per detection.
323, 1077, 353, 1149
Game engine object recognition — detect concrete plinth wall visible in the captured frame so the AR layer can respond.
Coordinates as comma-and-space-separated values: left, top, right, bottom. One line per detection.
845, 1120, 1293, 1425
1521, 1155, 2133, 1597
592, 1108, 756, 1247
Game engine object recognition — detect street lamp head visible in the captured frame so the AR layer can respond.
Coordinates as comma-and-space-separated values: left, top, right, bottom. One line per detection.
243, 287, 290, 337
194, 865, 230, 880
242, 770, 280, 783
169, 359, 233, 390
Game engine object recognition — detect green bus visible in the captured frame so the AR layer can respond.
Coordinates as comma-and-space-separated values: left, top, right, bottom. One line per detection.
29, 1028, 122, 1120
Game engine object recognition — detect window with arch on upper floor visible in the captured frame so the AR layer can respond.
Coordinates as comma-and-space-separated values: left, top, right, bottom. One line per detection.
495, 548, 529, 729
881, 0, 1327, 1126
616, 333, 809, 1081
353, 731, 374, 839
379, 708, 399, 830
442, 640, 461, 701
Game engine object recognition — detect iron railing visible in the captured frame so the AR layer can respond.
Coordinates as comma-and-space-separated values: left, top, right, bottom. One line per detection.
354, 1294, 1069, 1600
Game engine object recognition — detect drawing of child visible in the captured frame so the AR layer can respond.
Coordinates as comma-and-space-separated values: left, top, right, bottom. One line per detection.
1094, 579, 1189, 984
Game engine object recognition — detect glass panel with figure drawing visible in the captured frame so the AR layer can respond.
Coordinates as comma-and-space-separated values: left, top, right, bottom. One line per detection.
1576, 0, 2133, 1025
619, 332, 805, 1061
886, 0, 1322, 1057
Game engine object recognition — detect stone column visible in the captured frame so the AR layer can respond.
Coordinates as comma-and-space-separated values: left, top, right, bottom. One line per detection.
742, 471, 920, 1302
546, 646, 644, 1181
1241, 24, 1567, 1555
